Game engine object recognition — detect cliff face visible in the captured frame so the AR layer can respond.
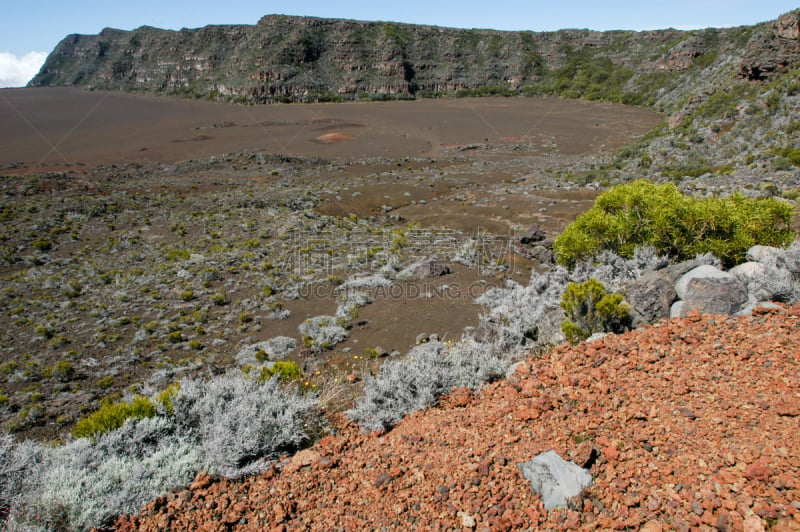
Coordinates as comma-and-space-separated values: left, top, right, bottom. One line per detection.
27, 11, 800, 106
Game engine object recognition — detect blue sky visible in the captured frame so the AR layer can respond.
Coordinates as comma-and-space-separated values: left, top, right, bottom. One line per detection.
1, 1, 798, 87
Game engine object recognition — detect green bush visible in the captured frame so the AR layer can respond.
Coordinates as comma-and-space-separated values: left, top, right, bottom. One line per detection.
72, 396, 157, 439
43, 360, 74, 381
554, 179, 794, 268
32, 238, 52, 251
258, 361, 303, 383
772, 146, 800, 167
560, 278, 631, 344
156, 382, 180, 415
96, 375, 114, 388
167, 331, 184, 343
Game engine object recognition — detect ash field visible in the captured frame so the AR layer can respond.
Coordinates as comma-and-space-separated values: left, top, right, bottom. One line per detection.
0, 88, 659, 439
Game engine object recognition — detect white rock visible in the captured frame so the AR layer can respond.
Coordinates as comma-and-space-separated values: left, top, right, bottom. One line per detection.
746, 245, 779, 263
670, 300, 686, 319
728, 261, 765, 279
519, 450, 592, 510
586, 332, 609, 343
458, 512, 476, 528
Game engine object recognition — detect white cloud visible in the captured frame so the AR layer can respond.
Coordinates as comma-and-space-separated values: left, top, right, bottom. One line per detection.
0, 51, 48, 88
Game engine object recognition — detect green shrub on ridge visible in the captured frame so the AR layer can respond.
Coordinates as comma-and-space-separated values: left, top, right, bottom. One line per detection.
560, 278, 631, 344
554, 179, 794, 268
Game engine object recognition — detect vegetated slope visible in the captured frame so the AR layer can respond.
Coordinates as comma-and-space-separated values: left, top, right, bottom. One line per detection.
29, 12, 798, 109
118, 304, 800, 531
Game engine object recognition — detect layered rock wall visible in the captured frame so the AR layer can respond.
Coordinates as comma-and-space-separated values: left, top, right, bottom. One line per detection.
29, 11, 800, 104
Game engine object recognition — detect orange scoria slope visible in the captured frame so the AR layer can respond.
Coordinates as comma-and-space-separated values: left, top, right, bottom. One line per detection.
116, 305, 800, 532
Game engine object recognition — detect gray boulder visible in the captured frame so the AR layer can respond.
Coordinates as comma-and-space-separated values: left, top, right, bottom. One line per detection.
625, 269, 677, 324
675, 265, 728, 300
681, 275, 749, 316
518, 450, 592, 510
734, 301, 783, 317
662, 257, 719, 284
520, 245, 555, 265
520, 225, 546, 245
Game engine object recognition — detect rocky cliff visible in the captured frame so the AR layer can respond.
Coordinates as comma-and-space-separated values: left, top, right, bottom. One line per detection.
29, 11, 800, 107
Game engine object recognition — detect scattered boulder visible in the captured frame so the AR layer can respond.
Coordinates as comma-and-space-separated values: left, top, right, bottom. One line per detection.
734, 301, 783, 317
586, 332, 608, 343
520, 225, 546, 245
681, 275, 749, 316
518, 450, 592, 510
655, 257, 718, 284
625, 269, 677, 323
526, 245, 555, 265
675, 265, 728, 300
397, 260, 453, 281
670, 300, 687, 319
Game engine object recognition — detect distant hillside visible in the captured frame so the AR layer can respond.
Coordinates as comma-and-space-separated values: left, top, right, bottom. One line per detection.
28, 13, 797, 108
28, 11, 800, 188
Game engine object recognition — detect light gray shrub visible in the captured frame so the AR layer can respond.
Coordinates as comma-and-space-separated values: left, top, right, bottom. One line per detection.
476, 247, 674, 351
1, 417, 200, 531
340, 274, 392, 290
2, 372, 319, 531
298, 315, 348, 350
571, 247, 670, 289
36, 417, 201, 530
348, 341, 446, 432
443, 337, 512, 389
335, 290, 370, 322
0, 434, 48, 527
347, 337, 511, 433
172, 373, 316, 477
452, 239, 478, 267
476, 267, 571, 350
235, 336, 296, 365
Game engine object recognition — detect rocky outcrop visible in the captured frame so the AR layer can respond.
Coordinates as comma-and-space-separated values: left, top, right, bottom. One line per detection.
777, 11, 800, 39
29, 11, 800, 103
740, 11, 800, 80
624, 258, 717, 324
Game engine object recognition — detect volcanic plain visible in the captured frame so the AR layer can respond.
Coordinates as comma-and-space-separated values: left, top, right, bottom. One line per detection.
0, 88, 660, 439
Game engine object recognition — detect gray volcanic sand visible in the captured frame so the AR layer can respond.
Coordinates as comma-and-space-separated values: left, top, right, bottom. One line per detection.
0, 87, 657, 165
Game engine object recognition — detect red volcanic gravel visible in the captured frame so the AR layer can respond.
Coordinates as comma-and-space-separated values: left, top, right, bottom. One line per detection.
115, 305, 800, 531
